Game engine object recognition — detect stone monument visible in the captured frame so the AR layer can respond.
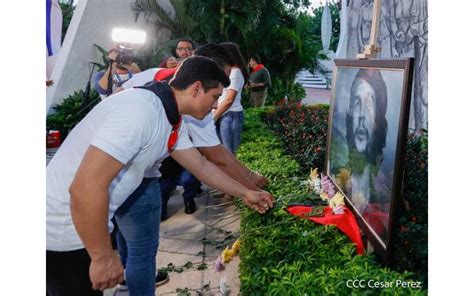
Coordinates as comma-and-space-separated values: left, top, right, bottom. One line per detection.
337, 0, 428, 129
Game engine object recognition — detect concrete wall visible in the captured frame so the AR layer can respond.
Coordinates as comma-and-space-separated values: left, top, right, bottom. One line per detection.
337, 0, 428, 130
46, 0, 174, 113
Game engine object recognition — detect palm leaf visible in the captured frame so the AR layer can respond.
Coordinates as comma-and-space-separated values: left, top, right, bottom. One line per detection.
131, 0, 177, 33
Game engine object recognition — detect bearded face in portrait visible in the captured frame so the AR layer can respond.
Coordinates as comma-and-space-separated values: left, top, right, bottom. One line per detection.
346, 69, 388, 173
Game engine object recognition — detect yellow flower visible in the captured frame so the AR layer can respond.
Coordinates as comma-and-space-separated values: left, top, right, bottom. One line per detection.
222, 247, 234, 263
329, 191, 345, 209
310, 168, 319, 182
231, 239, 241, 254
320, 192, 329, 201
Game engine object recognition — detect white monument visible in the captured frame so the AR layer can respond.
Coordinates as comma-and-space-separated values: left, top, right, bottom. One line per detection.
319, 2, 336, 72
46, 0, 174, 113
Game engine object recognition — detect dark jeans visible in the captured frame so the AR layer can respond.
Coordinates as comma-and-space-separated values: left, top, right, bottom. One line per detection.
46, 248, 102, 296
159, 157, 201, 202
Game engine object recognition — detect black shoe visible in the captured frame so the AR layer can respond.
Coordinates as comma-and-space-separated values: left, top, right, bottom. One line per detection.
155, 271, 169, 287
184, 199, 196, 214
116, 271, 169, 291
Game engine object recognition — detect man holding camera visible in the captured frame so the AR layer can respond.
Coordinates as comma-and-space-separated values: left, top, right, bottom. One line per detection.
93, 46, 141, 100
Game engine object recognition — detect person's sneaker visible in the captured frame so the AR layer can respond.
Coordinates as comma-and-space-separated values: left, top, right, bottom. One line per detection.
155, 271, 169, 286
115, 271, 169, 291
116, 281, 128, 291
184, 199, 196, 214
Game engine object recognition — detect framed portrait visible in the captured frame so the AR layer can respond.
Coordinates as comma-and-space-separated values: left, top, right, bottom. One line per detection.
325, 58, 414, 263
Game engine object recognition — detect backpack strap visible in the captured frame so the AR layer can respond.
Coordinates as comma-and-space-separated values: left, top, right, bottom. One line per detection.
135, 81, 182, 152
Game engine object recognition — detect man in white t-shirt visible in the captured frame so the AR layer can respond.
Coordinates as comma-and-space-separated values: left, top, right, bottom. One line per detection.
46, 56, 274, 296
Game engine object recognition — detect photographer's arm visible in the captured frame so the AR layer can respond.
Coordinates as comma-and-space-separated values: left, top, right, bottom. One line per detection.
125, 63, 141, 74
97, 51, 119, 94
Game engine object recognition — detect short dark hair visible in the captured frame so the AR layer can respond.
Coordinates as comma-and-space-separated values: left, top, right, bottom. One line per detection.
173, 38, 195, 57
194, 43, 236, 69
249, 54, 261, 64
169, 56, 230, 92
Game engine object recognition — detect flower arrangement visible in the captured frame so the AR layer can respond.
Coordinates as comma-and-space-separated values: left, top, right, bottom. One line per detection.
307, 168, 345, 215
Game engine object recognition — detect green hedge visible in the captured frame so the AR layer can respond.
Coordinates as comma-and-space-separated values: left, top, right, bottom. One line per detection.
236, 108, 427, 295
265, 101, 329, 172
262, 103, 428, 286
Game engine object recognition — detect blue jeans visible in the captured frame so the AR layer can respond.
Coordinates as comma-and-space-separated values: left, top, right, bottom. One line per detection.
114, 178, 161, 296
216, 111, 244, 154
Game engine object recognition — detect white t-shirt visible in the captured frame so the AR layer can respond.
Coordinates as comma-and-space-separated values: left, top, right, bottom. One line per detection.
184, 113, 221, 148
217, 67, 245, 114
143, 114, 221, 178
122, 68, 221, 177
122, 68, 162, 90
46, 88, 193, 251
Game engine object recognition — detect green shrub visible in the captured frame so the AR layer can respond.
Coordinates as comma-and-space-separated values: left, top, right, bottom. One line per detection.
393, 130, 428, 285
265, 101, 329, 172
259, 103, 429, 288
237, 108, 427, 295
46, 89, 100, 140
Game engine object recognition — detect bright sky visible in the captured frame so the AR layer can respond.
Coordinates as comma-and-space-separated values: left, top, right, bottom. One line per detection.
305, 0, 333, 15
309, 0, 327, 10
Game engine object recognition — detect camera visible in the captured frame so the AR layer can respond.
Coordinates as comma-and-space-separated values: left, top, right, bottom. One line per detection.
115, 44, 134, 65
111, 28, 146, 65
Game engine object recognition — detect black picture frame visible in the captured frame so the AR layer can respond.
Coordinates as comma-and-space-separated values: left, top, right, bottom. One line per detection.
325, 58, 414, 264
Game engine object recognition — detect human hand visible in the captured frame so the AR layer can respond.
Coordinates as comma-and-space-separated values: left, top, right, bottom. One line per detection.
89, 250, 124, 291
122, 63, 141, 74
248, 171, 269, 188
241, 190, 275, 214
107, 50, 119, 63
166, 56, 178, 68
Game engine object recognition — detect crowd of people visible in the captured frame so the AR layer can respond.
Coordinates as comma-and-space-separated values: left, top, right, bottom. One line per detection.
46, 38, 273, 296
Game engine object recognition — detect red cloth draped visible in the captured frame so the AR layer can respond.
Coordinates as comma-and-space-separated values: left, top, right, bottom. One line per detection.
362, 204, 389, 237
252, 64, 264, 73
286, 205, 365, 255
154, 68, 177, 81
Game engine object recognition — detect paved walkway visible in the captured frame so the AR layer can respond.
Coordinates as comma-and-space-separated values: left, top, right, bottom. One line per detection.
105, 188, 242, 296
301, 87, 332, 105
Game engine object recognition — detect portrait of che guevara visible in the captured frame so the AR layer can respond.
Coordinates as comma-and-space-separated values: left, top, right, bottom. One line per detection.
327, 61, 409, 245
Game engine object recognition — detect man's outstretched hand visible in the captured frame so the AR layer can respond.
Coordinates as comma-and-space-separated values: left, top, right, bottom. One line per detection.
249, 171, 269, 188
241, 190, 275, 214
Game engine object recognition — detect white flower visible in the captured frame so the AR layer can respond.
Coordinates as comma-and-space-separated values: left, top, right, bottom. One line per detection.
219, 276, 231, 296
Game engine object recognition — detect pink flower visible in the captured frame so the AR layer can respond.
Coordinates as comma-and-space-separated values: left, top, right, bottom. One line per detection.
214, 255, 225, 272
